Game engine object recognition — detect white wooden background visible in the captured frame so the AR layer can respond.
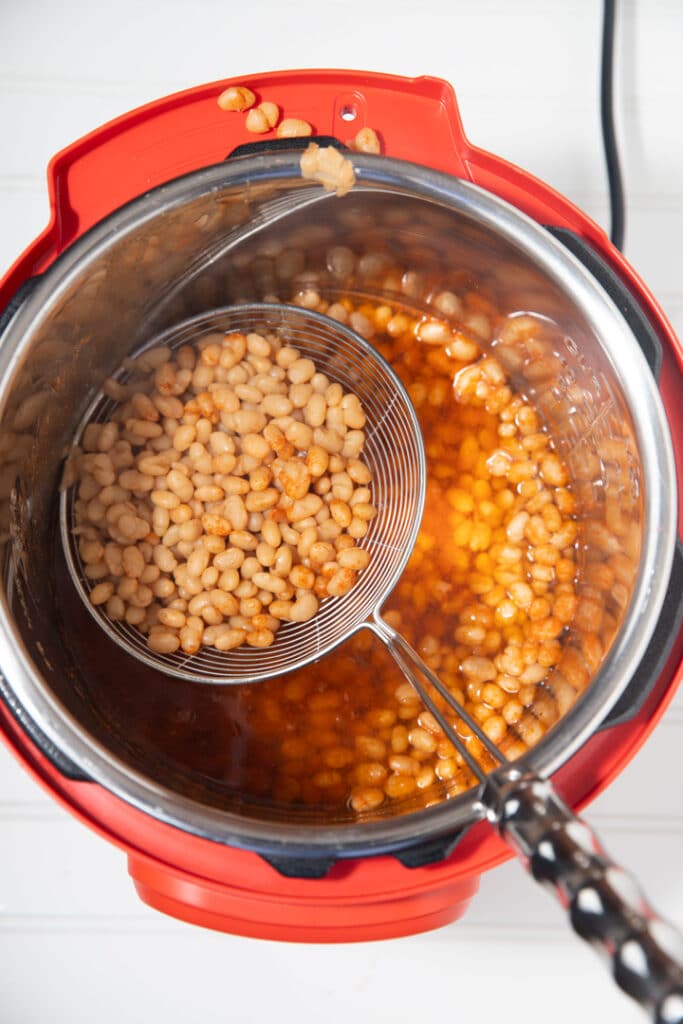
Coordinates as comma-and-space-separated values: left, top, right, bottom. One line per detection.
1, 2, 682, 1022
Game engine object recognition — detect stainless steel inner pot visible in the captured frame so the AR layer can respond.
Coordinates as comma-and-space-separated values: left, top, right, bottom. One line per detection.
0, 151, 676, 859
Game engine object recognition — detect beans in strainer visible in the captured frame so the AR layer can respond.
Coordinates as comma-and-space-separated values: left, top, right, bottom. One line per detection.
69, 327, 376, 656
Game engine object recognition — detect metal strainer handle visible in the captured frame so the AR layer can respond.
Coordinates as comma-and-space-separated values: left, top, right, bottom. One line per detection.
493, 771, 683, 1024
369, 618, 683, 1023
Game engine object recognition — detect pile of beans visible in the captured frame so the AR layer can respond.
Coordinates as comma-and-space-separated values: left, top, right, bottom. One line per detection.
70, 328, 376, 656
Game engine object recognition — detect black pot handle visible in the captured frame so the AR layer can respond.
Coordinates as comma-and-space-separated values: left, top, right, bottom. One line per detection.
227, 135, 348, 161
260, 822, 469, 878
261, 853, 337, 879
545, 226, 662, 378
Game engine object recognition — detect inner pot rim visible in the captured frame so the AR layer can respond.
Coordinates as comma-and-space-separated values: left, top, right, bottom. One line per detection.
0, 151, 676, 858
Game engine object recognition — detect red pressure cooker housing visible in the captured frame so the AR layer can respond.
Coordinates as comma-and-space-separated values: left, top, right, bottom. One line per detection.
2, 70, 683, 942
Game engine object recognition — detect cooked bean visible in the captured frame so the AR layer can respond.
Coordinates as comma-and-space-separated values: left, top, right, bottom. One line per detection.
246, 628, 275, 648
252, 572, 287, 595
158, 608, 186, 629
116, 470, 151, 493
347, 517, 369, 539
186, 548, 209, 579
122, 545, 145, 578
214, 549, 244, 572
224, 494, 248, 530
326, 568, 356, 597
337, 546, 370, 570
79, 539, 105, 565
268, 540, 294, 575
194, 484, 224, 503
277, 118, 313, 139
289, 593, 319, 622
313, 426, 344, 454
289, 565, 315, 590
246, 103, 278, 134
303, 393, 326, 428
90, 581, 114, 606
289, 494, 323, 521
217, 85, 256, 112
409, 728, 437, 754
214, 627, 248, 651
148, 631, 181, 654
351, 502, 376, 522
245, 488, 279, 512
384, 774, 417, 799
151, 489, 180, 510
352, 126, 381, 154
255, 541, 276, 567
201, 513, 232, 537
226, 529, 258, 551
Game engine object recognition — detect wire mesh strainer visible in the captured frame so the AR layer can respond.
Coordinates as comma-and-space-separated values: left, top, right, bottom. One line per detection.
60, 303, 426, 684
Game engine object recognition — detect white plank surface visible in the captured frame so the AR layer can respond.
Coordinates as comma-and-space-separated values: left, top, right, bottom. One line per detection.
1, 1, 682, 1022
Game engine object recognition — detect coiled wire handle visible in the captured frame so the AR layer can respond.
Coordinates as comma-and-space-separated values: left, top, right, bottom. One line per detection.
369, 615, 683, 1023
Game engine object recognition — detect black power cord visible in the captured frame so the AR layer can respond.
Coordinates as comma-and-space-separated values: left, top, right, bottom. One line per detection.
601, 0, 625, 251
